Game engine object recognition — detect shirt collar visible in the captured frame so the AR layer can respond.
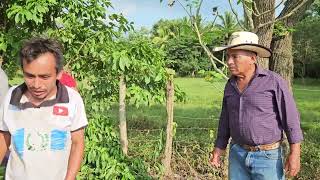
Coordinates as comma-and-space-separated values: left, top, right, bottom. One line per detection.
230, 65, 268, 80
229, 64, 269, 88
255, 65, 268, 77
10, 81, 69, 109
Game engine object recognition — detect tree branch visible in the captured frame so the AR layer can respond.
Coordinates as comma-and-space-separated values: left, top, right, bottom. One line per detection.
256, 0, 309, 29
196, 0, 203, 17
192, 20, 228, 79
256, 0, 285, 17
167, 0, 228, 80
245, 0, 284, 17
228, 0, 246, 30
176, 0, 192, 17
242, 2, 254, 30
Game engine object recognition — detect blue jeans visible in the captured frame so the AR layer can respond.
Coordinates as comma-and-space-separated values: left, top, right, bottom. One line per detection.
229, 143, 284, 180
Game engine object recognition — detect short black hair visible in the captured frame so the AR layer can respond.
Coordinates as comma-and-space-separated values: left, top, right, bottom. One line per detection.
19, 38, 64, 73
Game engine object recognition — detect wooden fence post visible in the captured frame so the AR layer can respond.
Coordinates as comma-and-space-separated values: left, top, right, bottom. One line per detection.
162, 73, 174, 178
119, 74, 128, 155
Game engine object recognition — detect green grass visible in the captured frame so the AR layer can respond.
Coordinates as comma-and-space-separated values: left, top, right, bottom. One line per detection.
109, 77, 320, 130
107, 77, 320, 178
293, 79, 320, 126
109, 78, 225, 130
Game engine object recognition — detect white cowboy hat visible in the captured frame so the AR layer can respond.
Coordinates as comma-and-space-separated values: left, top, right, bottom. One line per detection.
213, 31, 272, 58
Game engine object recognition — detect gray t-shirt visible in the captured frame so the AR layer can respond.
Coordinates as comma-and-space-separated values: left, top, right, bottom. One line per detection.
0, 67, 9, 104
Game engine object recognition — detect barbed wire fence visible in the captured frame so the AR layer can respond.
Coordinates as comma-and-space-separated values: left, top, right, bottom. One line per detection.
121, 78, 320, 179
125, 99, 227, 179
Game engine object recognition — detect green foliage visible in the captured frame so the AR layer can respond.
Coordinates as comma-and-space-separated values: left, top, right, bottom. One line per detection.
304, 0, 320, 17
216, 12, 242, 43
110, 36, 170, 106
7, 0, 58, 25
0, 0, 132, 77
151, 18, 222, 77
293, 16, 320, 78
151, 10, 240, 77
1, 1, 163, 179
298, 141, 320, 179
273, 22, 295, 38
0, 166, 4, 179
78, 105, 151, 179
164, 36, 211, 76
198, 69, 227, 83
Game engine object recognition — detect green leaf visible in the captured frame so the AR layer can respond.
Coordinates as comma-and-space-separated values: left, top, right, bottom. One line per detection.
14, 14, 20, 23
24, 10, 33, 21
155, 73, 162, 82
144, 76, 151, 84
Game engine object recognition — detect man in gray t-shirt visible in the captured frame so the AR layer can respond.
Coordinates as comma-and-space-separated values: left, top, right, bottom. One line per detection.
0, 67, 9, 104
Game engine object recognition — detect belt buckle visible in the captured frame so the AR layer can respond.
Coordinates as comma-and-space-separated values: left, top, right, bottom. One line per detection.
250, 145, 260, 151
243, 144, 260, 151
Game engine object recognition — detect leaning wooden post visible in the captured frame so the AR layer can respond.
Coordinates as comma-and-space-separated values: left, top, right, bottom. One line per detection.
119, 74, 128, 155
162, 69, 175, 178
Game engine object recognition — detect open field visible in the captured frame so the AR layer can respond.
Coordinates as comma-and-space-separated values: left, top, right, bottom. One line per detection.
108, 77, 320, 179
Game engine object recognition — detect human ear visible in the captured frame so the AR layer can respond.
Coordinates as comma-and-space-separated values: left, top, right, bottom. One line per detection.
57, 70, 63, 79
251, 56, 257, 64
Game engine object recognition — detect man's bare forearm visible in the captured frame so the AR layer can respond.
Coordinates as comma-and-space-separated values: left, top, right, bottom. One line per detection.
65, 142, 84, 180
289, 143, 301, 155
65, 129, 85, 180
0, 132, 10, 163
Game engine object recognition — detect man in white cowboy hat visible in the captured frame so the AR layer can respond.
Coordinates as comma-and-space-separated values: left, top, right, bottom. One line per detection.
209, 31, 303, 180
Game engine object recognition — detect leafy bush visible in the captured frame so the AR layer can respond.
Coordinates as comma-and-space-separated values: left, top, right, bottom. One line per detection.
298, 141, 320, 179
78, 112, 151, 179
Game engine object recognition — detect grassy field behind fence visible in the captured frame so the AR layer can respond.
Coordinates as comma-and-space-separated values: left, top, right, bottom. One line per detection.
109, 77, 320, 179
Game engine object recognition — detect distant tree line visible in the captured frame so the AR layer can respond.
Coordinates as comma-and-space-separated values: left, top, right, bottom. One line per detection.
150, 1, 320, 79
293, 0, 320, 78
150, 14, 240, 77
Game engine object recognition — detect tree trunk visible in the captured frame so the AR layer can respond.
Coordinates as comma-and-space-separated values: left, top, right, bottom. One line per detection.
162, 76, 174, 178
270, 34, 294, 89
252, 0, 276, 69
270, 0, 315, 88
119, 75, 128, 155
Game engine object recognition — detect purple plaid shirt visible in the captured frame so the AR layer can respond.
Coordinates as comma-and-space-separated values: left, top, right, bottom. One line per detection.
215, 66, 303, 149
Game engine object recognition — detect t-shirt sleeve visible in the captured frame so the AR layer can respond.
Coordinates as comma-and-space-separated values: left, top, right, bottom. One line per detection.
0, 88, 11, 132
0, 69, 9, 104
0, 103, 8, 131
70, 93, 88, 132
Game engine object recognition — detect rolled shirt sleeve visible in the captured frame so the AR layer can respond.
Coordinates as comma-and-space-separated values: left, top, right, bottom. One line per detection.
276, 78, 303, 144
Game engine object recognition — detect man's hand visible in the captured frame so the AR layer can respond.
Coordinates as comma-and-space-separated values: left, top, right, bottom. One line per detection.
209, 147, 224, 168
284, 143, 301, 177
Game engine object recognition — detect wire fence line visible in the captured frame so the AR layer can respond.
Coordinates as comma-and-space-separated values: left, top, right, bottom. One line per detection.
295, 88, 320, 92
128, 127, 218, 132
129, 139, 214, 144
129, 114, 221, 120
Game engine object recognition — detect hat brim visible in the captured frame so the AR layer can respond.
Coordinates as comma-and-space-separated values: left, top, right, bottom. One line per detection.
213, 43, 272, 58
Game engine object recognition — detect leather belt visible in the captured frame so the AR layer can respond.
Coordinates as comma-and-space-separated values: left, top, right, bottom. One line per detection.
240, 141, 281, 152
